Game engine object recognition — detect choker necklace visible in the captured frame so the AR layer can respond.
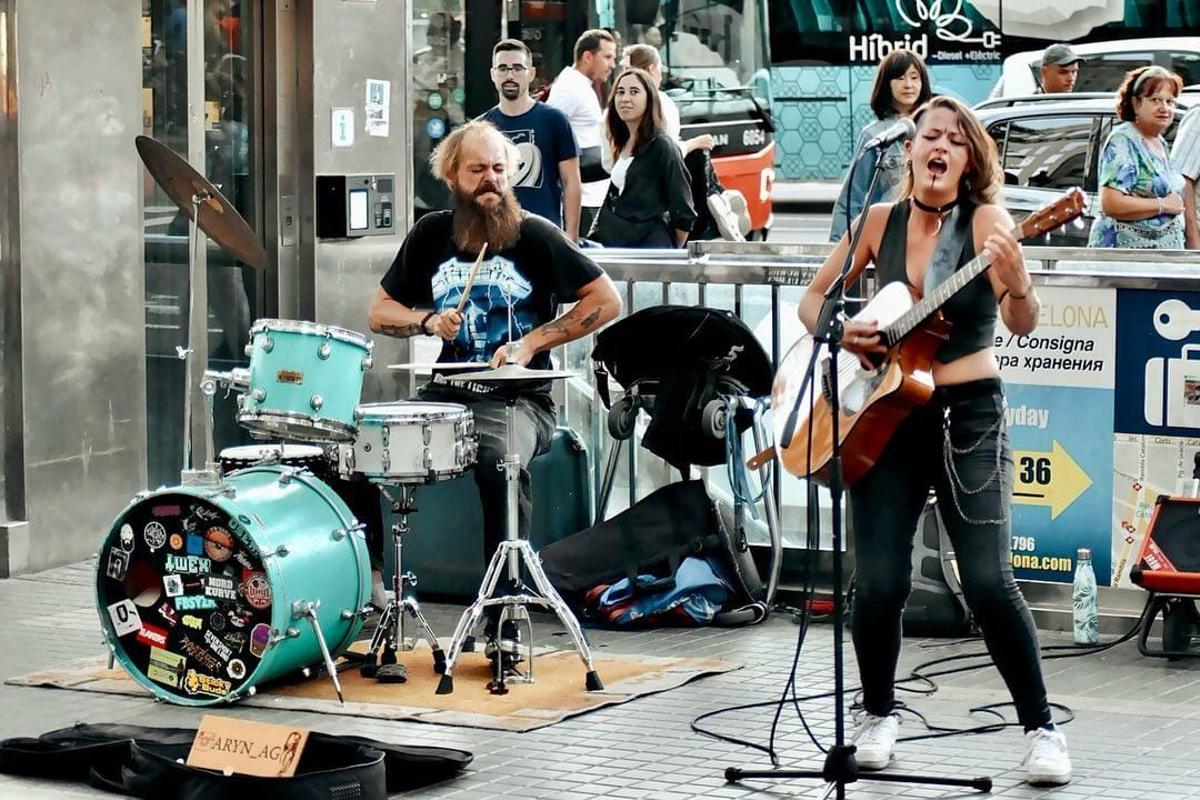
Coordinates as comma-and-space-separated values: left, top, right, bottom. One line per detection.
912, 196, 958, 215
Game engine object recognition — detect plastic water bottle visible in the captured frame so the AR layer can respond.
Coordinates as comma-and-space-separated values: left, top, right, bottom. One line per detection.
1072, 547, 1099, 645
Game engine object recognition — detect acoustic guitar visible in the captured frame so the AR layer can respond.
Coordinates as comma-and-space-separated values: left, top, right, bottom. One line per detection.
771, 189, 1086, 486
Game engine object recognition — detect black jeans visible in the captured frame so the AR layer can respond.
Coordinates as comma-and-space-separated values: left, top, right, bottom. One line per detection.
418, 383, 555, 565
849, 378, 1052, 731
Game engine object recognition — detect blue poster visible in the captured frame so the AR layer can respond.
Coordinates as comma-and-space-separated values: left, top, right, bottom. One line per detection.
1006, 384, 1113, 584
1115, 288, 1200, 438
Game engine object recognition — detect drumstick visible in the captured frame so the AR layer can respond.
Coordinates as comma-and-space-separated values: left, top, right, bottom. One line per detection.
455, 243, 488, 314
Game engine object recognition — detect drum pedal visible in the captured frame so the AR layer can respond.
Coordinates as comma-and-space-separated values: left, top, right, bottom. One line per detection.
461, 635, 477, 653
359, 661, 379, 679
375, 662, 408, 683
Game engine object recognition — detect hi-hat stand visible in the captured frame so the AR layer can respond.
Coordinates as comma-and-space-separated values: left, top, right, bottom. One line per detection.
725, 143, 991, 798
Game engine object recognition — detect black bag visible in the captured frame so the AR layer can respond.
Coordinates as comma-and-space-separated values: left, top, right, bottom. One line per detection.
0, 722, 473, 799
589, 186, 671, 247
540, 480, 766, 626
579, 145, 610, 183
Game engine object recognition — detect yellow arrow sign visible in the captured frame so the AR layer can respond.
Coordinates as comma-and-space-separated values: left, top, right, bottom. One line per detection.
1012, 440, 1093, 520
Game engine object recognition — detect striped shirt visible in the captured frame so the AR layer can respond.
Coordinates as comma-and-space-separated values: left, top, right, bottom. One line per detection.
1172, 105, 1200, 182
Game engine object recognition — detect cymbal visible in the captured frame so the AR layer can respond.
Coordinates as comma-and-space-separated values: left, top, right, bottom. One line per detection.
136, 135, 267, 269
443, 363, 575, 383
387, 362, 492, 371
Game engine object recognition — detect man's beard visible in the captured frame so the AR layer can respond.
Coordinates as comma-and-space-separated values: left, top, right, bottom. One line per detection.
452, 183, 523, 253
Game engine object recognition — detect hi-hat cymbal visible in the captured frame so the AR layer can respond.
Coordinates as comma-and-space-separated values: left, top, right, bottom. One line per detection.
444, 363, 575, 383
136, 135, 267, 269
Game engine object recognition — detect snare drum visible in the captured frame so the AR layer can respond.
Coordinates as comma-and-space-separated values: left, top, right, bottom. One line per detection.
218, 444, 333, 481
340, 402, 477, 483
96, 465, 370, 706
238, 319, 373, 442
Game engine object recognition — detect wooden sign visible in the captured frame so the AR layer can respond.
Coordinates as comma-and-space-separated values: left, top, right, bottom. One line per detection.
187, 714, 309, 778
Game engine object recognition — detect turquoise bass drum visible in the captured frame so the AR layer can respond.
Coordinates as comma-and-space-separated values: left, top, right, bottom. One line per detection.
96, 466, 370, 706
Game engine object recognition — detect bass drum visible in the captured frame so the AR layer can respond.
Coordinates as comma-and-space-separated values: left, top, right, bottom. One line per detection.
95, 466, 370, 706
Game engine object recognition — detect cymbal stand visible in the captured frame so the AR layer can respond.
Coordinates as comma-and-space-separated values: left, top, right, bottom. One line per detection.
436, 398, 603, 695
181, 192, 220, 486
360, 483, 446, 683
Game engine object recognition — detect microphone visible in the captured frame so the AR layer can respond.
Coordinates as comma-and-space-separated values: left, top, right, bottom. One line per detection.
861, 117, 916, 150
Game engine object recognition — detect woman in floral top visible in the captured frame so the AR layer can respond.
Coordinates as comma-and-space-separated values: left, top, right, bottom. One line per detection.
1088, 65, 1186, 249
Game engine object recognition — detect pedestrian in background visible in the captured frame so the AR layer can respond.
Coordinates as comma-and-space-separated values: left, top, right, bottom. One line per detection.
482, 39, 582, 241
829, 50, 931, 242
1038, 44, 1084, 94
1088, 66, 1186, 249
547, 29, 618, 239
1171, 101, 1200, 250
589, 68, 695, 248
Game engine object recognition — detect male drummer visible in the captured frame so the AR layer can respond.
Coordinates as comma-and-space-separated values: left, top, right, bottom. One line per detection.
368, 119, 621, 665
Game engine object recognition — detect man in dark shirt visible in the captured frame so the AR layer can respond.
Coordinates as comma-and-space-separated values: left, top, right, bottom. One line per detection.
481, 39, 582, 241
368, 119, 620, 660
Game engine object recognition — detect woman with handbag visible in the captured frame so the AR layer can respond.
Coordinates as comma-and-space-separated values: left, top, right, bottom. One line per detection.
1088, 65, 1187, 249
589, 68, 696, 248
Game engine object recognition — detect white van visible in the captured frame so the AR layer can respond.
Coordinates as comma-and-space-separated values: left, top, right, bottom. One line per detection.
990, 37, 1200, 97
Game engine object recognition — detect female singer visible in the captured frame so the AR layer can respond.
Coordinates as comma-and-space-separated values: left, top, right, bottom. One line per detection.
799, 95, 1071, 786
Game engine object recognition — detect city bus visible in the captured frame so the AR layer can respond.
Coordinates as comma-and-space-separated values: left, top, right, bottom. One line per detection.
409, 0, 776, 239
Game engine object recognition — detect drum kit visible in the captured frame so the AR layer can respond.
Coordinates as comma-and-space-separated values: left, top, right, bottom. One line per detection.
94, 136, 600, 707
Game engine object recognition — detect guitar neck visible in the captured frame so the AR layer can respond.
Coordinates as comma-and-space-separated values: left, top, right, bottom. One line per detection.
883, 249, 995, 345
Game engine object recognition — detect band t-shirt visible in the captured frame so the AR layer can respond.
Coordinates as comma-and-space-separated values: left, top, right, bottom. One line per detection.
480, 102, 579, 228
379, 210, 603, 405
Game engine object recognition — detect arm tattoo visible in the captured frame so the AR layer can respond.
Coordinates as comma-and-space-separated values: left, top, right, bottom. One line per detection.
379, 322, 423, 337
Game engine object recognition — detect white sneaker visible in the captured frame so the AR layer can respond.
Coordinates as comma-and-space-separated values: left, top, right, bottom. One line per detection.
723, 189, 752, 237
1023, 727, 1071, 786
707, 192, 746, 242
852, 712, 899, 770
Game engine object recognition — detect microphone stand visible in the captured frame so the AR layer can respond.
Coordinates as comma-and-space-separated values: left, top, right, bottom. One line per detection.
725, 146, 991, 798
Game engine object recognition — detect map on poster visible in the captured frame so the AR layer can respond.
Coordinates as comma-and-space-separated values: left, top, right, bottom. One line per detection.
1110, 434, 1200, 588
997, 286, 1115, 584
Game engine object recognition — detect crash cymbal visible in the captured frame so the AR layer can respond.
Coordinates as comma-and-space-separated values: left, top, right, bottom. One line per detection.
136, 135, 267, 269
443, 363, 575, 383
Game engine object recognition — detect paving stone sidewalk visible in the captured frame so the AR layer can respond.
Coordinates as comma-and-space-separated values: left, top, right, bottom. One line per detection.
2, 561, 1199, 799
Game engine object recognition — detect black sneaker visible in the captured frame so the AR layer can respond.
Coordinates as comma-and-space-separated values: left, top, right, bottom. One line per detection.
484, 620, 523, 668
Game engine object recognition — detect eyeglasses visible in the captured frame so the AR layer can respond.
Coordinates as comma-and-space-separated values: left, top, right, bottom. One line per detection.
493, 64, 529, 76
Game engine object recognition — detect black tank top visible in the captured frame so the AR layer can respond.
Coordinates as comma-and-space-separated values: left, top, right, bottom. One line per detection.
874, 200, 997, 364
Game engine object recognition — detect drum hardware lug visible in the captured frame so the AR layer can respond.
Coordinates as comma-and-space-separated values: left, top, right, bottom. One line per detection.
331, 526, 346, 541
340, 608, 357, 620
382, 450, 390, 473
244, 343, 253, 357
310, 394, 325, 412
422, 424, 432, 446
251, 388, 266, 403
261, 335, 274, 353
353, 406, 365, 423
423, 448, 433, 470
270, 626, 301, 645
261, 543, 290, 559
382, 425, 389, 447
318, 342, 332, 360
361, 355, 373, 371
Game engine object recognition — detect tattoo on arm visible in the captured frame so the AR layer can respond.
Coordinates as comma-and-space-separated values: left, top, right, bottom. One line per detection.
538, 302, 603, 342
379, 322, 423, 337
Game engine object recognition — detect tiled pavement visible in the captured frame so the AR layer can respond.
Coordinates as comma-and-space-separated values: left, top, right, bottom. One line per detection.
3, 562, 1200, 799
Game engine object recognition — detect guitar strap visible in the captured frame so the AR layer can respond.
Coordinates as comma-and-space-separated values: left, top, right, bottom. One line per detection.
921, 202, 974, 299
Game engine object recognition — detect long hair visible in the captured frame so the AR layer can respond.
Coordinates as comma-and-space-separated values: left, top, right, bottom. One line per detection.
1115, 65, 1183, 122
604, 68, 664, 163
429, 119, 520, 190
900, 96, 1001, 207
869, 50, 932, 120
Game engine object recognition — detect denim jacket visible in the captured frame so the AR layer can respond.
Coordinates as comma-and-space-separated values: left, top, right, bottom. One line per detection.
829, 117, 908, 242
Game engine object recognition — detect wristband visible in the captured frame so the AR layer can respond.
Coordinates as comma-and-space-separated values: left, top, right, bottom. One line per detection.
420, 311, 436, 335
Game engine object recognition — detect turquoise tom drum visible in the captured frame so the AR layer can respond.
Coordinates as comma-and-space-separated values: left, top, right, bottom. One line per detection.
96, 465, 371, 706
238, 319, 373, 442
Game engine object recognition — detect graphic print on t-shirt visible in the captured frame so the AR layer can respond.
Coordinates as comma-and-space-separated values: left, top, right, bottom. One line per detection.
505, 128, 544, 190
431, 255, 534, 362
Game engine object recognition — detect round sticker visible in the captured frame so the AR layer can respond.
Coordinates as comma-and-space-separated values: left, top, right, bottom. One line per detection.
228, 658, 246, 680
119, 524, 135, 552
169, 533, 184, 551
143, 522, 167, 552
242, 573, 272, 610
208, 611, 226, 632
427, 92, 443, 110
203, 527, 235, 562
426, 117, 446, 140
451, 87, 465, 105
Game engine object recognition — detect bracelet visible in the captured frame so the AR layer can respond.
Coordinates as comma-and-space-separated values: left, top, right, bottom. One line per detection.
419, 311, 436, 335
1158, 197, 1165, 215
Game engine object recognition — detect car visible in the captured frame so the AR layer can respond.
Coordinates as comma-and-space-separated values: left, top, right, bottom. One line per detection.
990, 37, 1200, 97
974, 97, 1188, 246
